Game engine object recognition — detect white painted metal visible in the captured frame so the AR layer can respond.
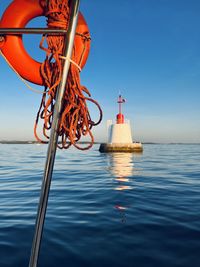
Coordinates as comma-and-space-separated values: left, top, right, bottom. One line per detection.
108, 123, 133, 144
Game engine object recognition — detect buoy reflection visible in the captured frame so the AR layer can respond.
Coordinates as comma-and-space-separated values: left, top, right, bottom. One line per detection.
108, 152, 134, 178
115, 185, 133, 191
107, 152, 135, 223
115, 177, 129, 182
115, 205, 127, 211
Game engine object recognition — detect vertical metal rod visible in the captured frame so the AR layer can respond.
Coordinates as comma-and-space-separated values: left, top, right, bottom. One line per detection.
119, 102, 122, 114
28, 1, 80, 267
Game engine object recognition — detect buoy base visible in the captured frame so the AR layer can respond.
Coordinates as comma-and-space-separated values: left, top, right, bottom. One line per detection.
99, 142, 143, 153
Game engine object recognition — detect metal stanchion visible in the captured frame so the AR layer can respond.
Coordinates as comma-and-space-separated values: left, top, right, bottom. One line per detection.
28, 1, 80, 267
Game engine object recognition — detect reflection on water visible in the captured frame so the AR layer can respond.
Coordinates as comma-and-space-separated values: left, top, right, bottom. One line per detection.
108, 153, 134, 178
115, 177, 129, 182
115, 205, 127, 223
114, 185, 133, 191
106, 153, 137, 223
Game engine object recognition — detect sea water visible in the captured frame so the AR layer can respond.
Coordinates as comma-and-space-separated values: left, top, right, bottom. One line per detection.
0, 144, 200, 267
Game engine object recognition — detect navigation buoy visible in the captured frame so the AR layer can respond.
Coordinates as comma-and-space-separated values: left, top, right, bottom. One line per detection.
99, 95, 143, 153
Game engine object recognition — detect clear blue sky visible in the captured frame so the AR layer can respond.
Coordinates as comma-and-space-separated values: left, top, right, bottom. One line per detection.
0, 0, 200, 143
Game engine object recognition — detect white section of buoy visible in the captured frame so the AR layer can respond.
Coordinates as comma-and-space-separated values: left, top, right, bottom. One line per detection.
108, 122, 133, 144
106, 120, 113, 141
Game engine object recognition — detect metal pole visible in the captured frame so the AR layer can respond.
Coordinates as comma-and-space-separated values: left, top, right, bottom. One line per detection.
28, 1, 80, 267
0, 28, 67, 35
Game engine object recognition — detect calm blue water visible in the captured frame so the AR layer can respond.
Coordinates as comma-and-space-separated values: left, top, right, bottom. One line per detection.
0, 144, 200, 267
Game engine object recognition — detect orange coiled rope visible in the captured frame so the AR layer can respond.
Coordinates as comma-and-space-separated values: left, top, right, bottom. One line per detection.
34, 0, 102, 150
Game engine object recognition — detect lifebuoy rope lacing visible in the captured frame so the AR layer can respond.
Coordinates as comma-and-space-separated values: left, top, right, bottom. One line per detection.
34, 0, 102, 150
59, 55, 82, 72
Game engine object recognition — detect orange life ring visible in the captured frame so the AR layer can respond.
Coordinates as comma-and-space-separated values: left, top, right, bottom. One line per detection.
0, 0, 90, 86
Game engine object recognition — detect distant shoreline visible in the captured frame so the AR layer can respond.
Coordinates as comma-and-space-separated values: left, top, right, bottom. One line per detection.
0, 141, 199, 145
0, 141, 39, 144
0, 141, 100, 145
